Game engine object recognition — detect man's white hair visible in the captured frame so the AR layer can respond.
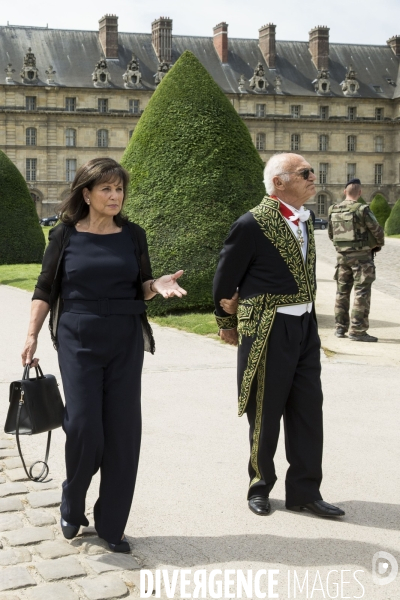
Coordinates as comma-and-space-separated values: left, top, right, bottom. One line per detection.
264, 153, 293, 195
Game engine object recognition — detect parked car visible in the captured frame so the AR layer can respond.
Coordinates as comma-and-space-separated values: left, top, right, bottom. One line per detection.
314, 217, 328, 230
39, 215, 59, 227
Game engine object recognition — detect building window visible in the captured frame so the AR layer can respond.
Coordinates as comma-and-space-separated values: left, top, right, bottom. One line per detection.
291, 134, 300, 151
65, 128, 76, 147
375, 136, 384, 152
348, 107, 357, 120
98, 99, 108, 113
255, 104, 266, 118
26, 127, 37, 146
26, 158, 37, 181
256, 133, 266, 151
97, 129, 109, 147
375, 108, 384, 121
319, 134, 328, 151
65, 97, 76, 112
347, 163, 356, 181
317, 194, 327, 216
291, 105, 301, 118
129, 99, 140, 114
347, 135, 356, 152
26, 96, 36, 111
66, 159, 77, 183
320, 106, 329, 120
375, 164, 383, 185
319, 163, 328, 184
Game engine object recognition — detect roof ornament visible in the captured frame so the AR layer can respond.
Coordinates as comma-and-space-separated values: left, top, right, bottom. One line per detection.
45, 65, 56, 85
340, 64, 360, 96
238, 74, 247, 93
20, 48, 39, 83
92, 57, 111, 88
249, 63, 269, 93
274, 74, 282, 94
312, 69, 330, 95
5, 63, 15, 84
123, 54, 143, 89
154, 61, 170, 85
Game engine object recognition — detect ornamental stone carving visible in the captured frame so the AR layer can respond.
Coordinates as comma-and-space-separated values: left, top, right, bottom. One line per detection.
312, 69, 330, 95
45, 65, 56, 85
274, 74, 282, 94
341, 65, 360, 96
123, 54, 143, 89
92, 57, 111, 88
238, 74, 247, 93
249, 63, 268, 92
154, 61, 170, 85
20, 48, 39, 82
5, 63, 15, 84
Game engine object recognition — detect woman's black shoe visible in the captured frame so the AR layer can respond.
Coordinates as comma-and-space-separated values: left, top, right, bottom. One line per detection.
60, 517, 80, 539
108, 536, 131, 553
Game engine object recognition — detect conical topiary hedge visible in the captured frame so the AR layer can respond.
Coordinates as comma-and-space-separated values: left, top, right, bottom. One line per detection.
370, 193, 391, 228
0, 151, 45, 264
385, 199, 400, 235
122, 51, 265, 315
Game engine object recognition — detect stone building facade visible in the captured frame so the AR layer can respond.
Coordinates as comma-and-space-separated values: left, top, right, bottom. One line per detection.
0, 16, 399, 217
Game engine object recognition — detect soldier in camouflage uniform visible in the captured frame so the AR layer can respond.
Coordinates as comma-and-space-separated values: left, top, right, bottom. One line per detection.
328, 179, 384, 342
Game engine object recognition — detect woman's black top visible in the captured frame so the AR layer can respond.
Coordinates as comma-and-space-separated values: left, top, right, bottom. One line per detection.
61, 227, 139, 301
32, 221, 155, 352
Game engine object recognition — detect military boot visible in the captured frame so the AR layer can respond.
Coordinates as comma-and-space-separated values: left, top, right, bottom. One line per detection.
334, 328, 347, 338
349, 333, 378, 342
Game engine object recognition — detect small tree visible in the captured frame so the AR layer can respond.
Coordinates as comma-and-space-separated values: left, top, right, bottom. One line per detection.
385, 199, 400, 235
370, 193, 391, 228
122, 51, 265, 315
0, 151, 45, 264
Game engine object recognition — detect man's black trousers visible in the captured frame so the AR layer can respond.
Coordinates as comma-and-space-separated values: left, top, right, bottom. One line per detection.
58, 312, 143, 544
246, 311, 323, 507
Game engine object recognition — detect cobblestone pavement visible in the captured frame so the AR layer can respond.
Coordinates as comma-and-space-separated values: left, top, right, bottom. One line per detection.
0, 436, 141, 598
315, 230, 400, 300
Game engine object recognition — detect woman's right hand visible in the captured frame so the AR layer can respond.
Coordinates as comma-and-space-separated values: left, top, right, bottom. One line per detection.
21, 336, 39, 368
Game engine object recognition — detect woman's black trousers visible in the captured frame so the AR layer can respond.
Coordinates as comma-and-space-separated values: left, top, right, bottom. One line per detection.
57, 312, 143, 544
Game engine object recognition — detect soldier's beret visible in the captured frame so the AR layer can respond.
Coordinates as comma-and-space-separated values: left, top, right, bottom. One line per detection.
345, 178, 361, 188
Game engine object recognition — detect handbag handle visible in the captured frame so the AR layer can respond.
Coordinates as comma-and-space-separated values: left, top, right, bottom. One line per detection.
22, 364, 44, 380
16, 381, 51, 483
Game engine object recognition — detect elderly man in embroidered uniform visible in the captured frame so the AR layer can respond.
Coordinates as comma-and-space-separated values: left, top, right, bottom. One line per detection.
213, 153, 345, 518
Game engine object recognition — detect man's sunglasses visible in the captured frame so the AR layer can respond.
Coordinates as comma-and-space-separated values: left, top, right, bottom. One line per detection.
278, 168, 315, 180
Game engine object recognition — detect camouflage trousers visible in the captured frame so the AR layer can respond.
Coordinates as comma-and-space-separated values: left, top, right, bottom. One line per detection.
334, 251, 376, 335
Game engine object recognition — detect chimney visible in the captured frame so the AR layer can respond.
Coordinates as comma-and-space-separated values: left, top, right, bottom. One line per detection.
152, 17, 173, 63
213, 22, 228, 63
99, 14, 118, 59
387, 35, 400, 56
309, 26, 330, 70
259, 23, 276, 69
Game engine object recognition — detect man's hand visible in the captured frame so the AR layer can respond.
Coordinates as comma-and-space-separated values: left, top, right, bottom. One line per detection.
219, 291, 239, 315
219, 328, 238, 346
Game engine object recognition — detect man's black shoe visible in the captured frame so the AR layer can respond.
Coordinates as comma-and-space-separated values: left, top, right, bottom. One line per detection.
60, 517, 80, 539
349, 333, 377, 342
248, 496, 271, 516
287, 500, 345, 517
334, 328, 346, 338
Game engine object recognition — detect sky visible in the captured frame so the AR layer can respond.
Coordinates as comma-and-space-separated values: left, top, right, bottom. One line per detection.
2, 0, 399, 46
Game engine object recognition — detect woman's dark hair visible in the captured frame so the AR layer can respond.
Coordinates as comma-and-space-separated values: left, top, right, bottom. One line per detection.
59, 157, 130, 226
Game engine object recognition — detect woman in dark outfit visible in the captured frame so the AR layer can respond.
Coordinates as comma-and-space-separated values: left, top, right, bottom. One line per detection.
21, 158, 186, 552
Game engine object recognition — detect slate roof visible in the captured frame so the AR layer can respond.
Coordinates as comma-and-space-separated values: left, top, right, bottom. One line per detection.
0, 25, 399, 98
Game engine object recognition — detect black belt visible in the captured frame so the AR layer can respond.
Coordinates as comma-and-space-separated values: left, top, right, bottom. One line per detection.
63, 298, 146, 316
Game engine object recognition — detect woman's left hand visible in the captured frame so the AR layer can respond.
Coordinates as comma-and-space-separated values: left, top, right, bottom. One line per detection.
154, 270, 187, 299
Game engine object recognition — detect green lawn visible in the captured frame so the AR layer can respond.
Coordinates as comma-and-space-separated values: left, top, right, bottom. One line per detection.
151, 312, 218, 338
388, 234, 400, 239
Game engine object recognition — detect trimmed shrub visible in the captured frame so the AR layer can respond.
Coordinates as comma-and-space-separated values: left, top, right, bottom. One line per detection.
370, 193, 391, 228
385, 199, 400, 235
0, 151, 45, 264
122, 51, 265, 315
358, 196, 366, 205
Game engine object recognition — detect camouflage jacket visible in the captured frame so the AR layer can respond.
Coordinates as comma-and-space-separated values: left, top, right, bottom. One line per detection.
213, 196, 316, 416
328, 199, 385, 253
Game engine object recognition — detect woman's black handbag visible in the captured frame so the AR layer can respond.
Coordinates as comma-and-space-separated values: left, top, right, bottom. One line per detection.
4, 365, 64, 482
